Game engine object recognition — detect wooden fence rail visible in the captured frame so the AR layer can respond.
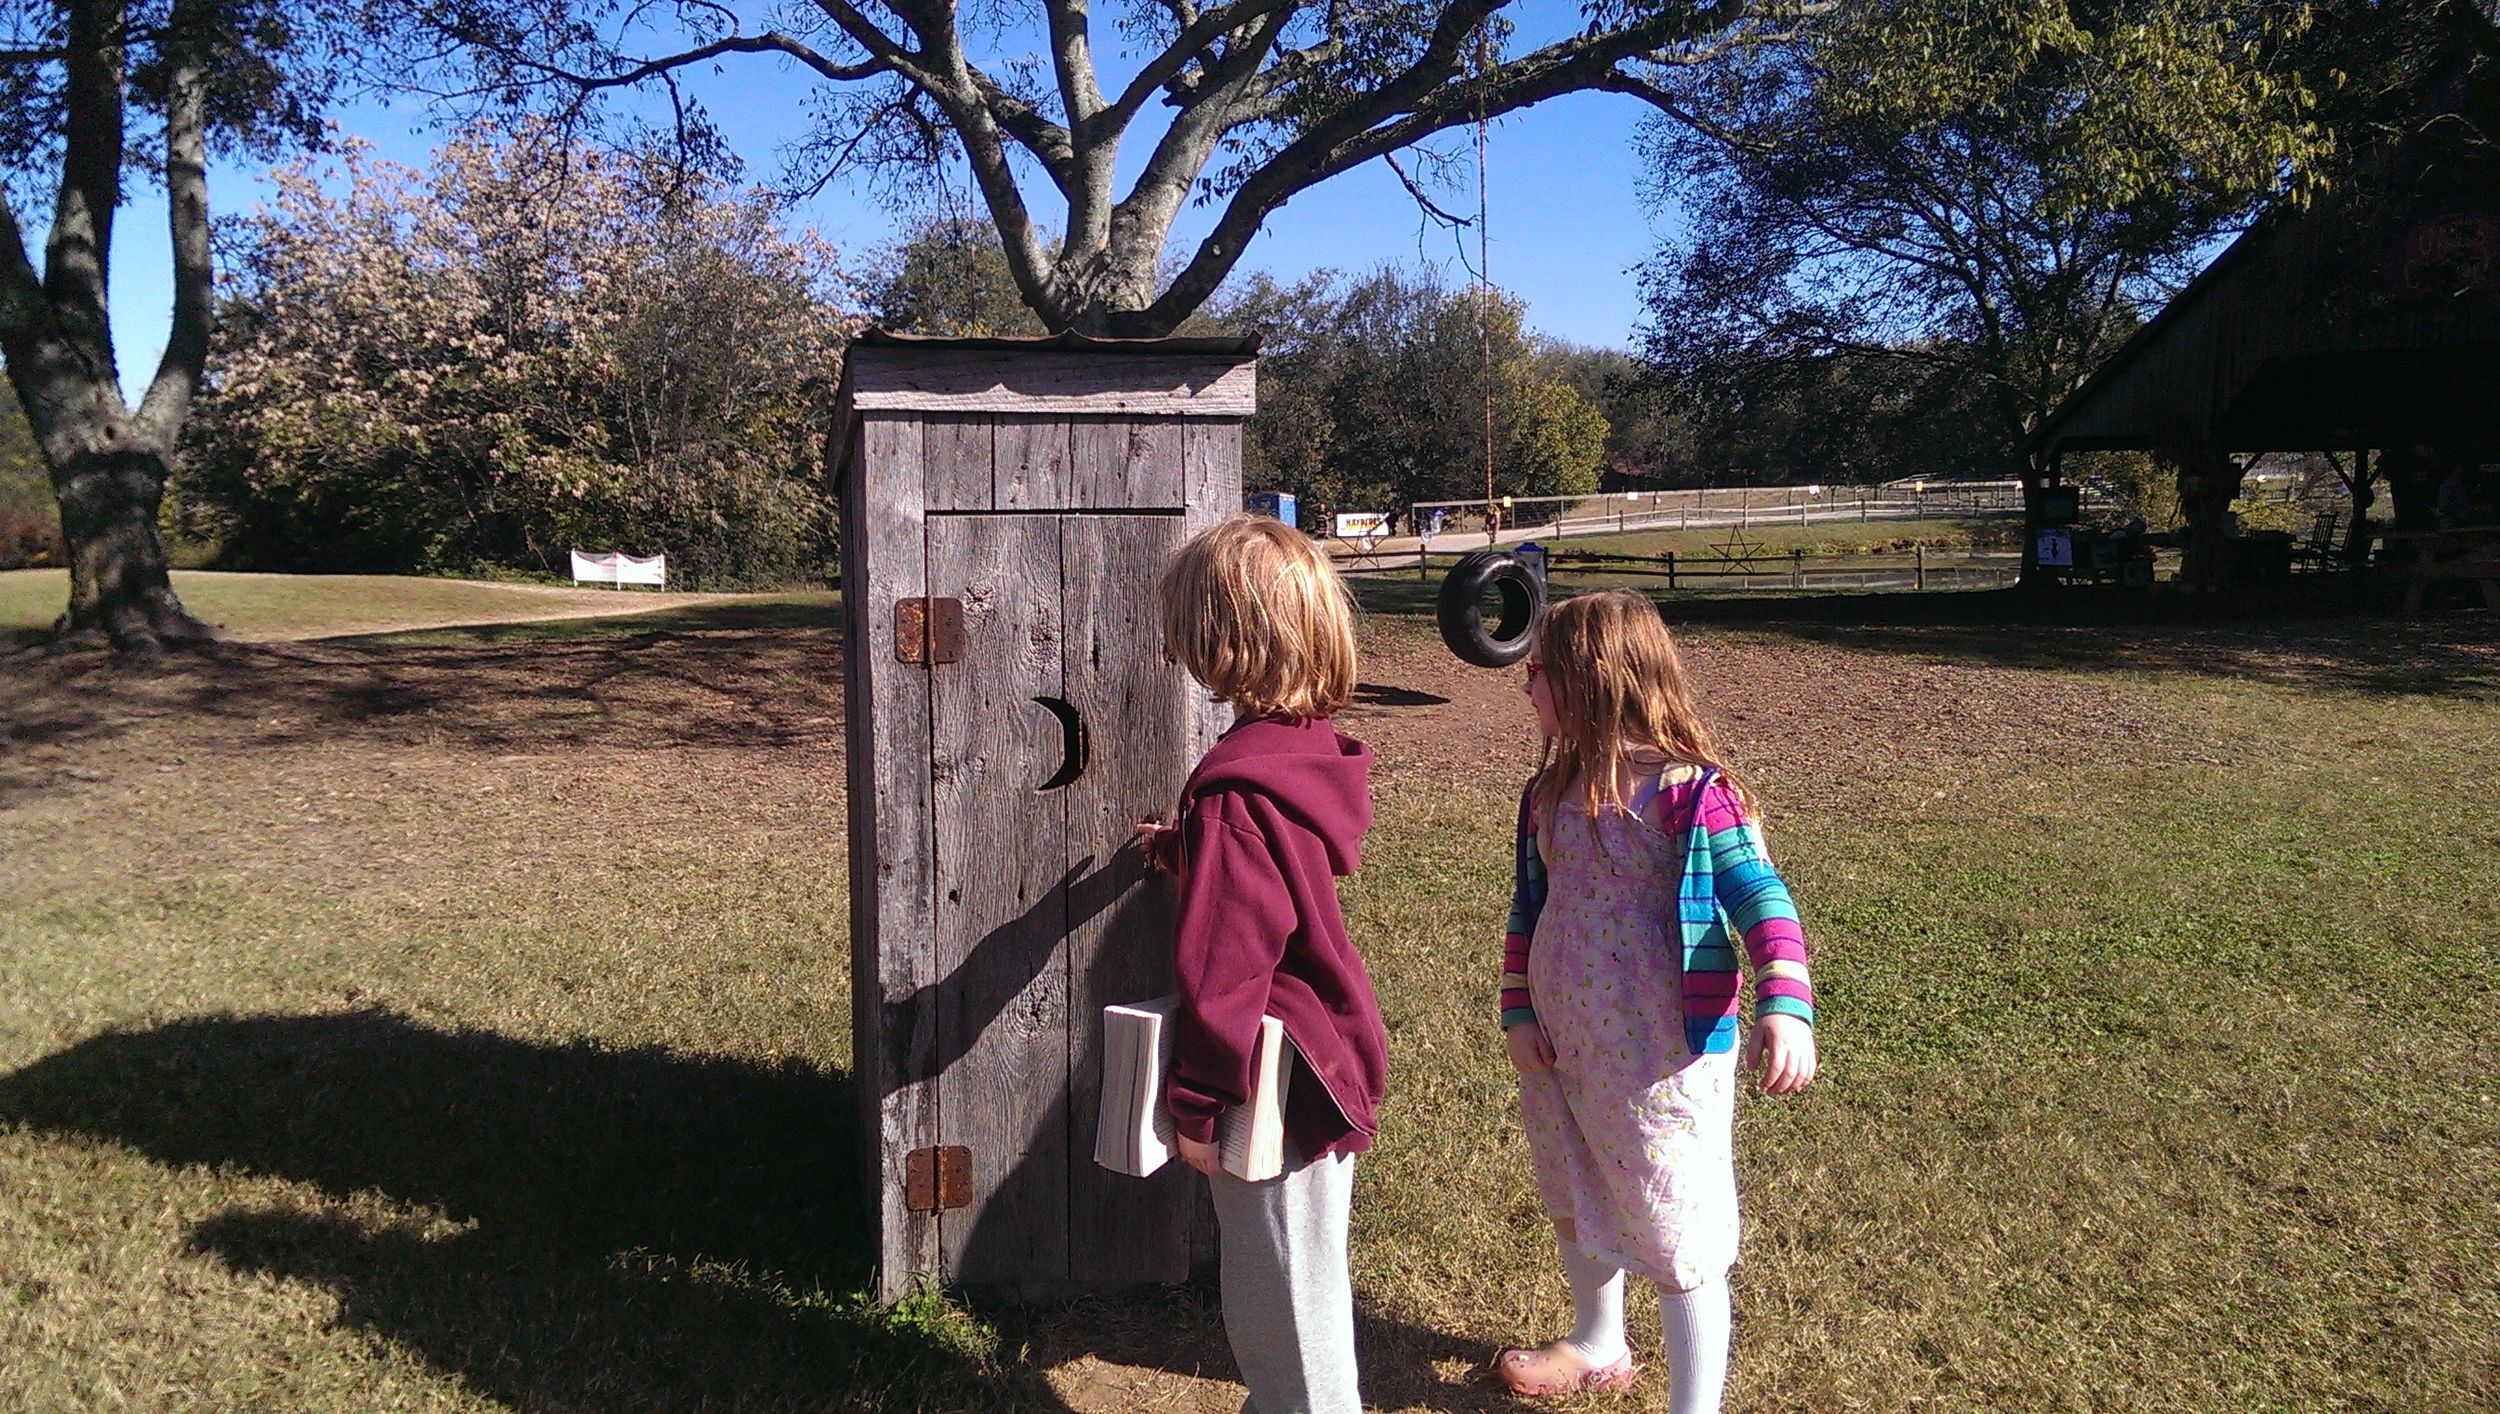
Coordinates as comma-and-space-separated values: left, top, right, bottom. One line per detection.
1336, 543, 2023, 593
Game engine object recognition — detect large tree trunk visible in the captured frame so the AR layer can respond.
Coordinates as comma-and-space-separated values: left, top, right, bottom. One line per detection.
50, 437, 206, 651
0, 0, 217, 654
3, 332, 214, 655
2173, 447, 2245, 592
2341, 450, 2377, 566
2017, 451, 2054, 590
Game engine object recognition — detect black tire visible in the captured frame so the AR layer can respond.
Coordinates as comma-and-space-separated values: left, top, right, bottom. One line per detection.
1436, 549, 1546, 668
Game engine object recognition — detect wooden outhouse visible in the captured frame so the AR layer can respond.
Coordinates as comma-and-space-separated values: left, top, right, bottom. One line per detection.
835, 332, 1254, 1299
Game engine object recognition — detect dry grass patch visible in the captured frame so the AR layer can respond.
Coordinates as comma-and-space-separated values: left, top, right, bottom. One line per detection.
2, 590, 2495, 1411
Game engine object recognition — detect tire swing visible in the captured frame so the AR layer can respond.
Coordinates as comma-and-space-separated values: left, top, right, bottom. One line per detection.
1437, 548, 1545, 668
1430, 40, 1545, 672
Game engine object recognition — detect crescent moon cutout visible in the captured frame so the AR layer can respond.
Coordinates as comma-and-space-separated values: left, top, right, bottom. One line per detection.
1033, 696, 1087, 791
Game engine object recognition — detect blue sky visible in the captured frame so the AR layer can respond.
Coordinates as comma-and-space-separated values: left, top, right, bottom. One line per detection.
101, 15, 1681, 403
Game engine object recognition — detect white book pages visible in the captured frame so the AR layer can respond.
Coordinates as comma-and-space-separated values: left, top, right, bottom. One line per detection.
1095, 996, 1292, 1182
1218, 1018, 1292, 1181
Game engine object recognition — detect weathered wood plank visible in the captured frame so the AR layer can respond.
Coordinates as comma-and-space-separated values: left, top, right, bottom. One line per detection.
851, 350, 1256, 418
923, 414, 995, 512
1181, 421, 1243, 518
1069, 418, 1188, 509
928, 514, 1072, 1287
994, 417, 1072, 510
843, 413, 943, 1300
1122, 422, 1186, 508
1063, 514, 1199, 1285
1176, 421, 1246, 1274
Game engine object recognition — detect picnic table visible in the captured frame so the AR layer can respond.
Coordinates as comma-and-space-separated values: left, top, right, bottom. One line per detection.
2380, 526, 2500, 615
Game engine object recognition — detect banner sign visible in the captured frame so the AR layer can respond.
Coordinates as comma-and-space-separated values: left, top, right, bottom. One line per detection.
570, 550, 668, 587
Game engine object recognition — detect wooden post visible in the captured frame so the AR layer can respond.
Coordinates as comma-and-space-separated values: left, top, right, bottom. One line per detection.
1791, 548, 1803, 588
1666, 549, 1678, 590
1742, 486, 1751, 527
1916, 544, 1927, 589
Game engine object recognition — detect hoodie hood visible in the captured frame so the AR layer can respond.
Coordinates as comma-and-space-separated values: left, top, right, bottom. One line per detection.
1185, 716, 1373, 875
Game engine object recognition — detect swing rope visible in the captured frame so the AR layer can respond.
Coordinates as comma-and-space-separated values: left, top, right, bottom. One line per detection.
1476, 26, 1497, 544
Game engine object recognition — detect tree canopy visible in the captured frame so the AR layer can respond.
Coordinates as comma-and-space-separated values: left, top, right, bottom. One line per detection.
391, 0, 1829, 334
1635, 0, 2329, 470
1220, 265, 1610, 516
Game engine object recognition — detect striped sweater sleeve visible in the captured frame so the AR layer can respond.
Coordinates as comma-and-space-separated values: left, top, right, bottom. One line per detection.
1501, 786, 1545, 1029
1699, 782, 1815, 1027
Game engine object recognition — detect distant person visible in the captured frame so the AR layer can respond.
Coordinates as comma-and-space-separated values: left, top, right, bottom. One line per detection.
1492, 591, 1817, 1410
1137, 516, 1384, 1414
2388, 443, 2442, 533
2436, 457, 2475, 530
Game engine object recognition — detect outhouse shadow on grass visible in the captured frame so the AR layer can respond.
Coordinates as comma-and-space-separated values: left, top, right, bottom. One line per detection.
0, 1008, 1076, 1410
0, 1008, 1515, 1411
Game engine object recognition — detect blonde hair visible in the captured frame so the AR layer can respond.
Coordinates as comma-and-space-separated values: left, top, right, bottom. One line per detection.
1158, 515, 1357, 720
1530, 590, 1747, 821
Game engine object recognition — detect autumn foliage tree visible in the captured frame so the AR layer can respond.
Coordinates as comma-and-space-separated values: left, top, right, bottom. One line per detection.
0, 378, 57, 568
180, 126, 848, 586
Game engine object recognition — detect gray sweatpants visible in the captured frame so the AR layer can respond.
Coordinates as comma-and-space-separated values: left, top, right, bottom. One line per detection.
1206, 1147, 1362, 1414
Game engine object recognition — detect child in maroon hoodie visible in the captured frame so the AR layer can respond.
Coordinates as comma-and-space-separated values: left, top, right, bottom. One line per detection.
1141, 515, 1386, 1414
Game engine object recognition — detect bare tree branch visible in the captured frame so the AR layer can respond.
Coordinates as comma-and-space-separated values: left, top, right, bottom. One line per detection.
1042, 0, 1105, 126
1381, 150, 1474, 228
47, 0, 122, 386
1105, 0, 1299, 127
474, 30, 892, 91
134, 5, 212, 450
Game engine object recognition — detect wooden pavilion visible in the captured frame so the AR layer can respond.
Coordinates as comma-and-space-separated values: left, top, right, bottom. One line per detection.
2027, 1, 2500, 588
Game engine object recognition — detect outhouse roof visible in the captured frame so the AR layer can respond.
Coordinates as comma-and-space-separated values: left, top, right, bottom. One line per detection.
836, 328, 1261, 422
851, 329, 1261, 357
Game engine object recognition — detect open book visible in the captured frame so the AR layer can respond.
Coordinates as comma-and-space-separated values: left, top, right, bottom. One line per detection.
1095, 995, 1292, 1181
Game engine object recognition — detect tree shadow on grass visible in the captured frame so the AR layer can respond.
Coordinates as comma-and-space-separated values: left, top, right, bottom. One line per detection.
322, 594, 846, 647
1736, 612, 2500, 701
1593, 584, 2500, 701
0, 607, 852, 809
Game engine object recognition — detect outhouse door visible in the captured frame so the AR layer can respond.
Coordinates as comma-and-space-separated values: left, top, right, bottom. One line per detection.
844, 340, 1254, 1301
914, 508, 1209, 1288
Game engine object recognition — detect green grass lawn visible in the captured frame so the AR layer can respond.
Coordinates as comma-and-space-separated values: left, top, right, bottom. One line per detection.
1, 588, 2493, 1411
0, 570, 778, 646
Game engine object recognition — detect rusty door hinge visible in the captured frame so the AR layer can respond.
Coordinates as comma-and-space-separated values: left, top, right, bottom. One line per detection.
904, 1145, 972, 1212
895, 597, 965, 665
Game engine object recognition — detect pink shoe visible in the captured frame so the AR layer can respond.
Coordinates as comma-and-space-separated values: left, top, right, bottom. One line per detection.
1493, 1341, 1640, 1398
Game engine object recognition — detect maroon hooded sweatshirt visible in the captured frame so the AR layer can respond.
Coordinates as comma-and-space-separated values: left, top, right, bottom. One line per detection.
1159, 715, 1387, 1160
